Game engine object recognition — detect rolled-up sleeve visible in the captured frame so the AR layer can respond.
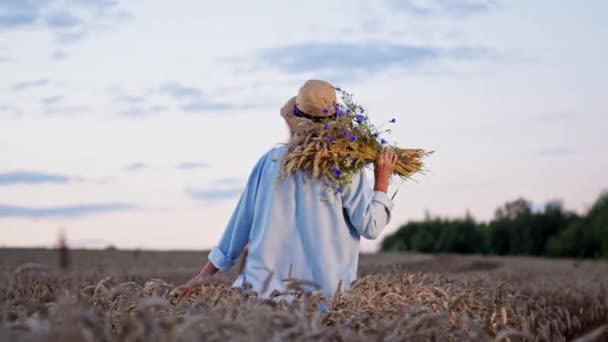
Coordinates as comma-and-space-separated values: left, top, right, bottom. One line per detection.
341, 171, 394, 240
208, 153, 266, 270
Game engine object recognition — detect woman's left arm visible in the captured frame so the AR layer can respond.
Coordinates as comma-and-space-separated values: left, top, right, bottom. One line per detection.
176, 154, 266, 302
206, 153, 266, 270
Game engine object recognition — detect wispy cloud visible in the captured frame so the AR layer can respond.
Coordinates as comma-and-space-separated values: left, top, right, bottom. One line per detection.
388, 0, 499, 19
0, 13, 37, 29
0, 203, 137, 219
118, 105, 168, 117
45, 11, 82, 28
0, 105, 22, 117
186, 187, 243, 202
42, 95, 65, 105
45, 105, 89, 116
536, 148, 575, 156
255, 42, 496, 77
0, 0, 130, 42
160, 83, 203, 99
159, 82, 236, 113
124, 162, 147, 172
13, 79, 50, 91
112, 95, 145, 104
176, 162, 210, 170
0, 171, 70, 186
52, 50, 67, 60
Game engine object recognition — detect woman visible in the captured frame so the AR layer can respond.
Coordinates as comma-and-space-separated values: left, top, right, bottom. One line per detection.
178, 80, 397, 300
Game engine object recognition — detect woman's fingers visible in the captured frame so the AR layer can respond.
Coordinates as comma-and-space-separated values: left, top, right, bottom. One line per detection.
176, 286, 191, 303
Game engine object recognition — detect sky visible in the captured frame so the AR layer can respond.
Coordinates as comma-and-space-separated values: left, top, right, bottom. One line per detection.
1, 0, 607, 252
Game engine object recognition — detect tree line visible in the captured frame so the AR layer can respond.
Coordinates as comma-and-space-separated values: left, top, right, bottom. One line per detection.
380, 191, 608, 259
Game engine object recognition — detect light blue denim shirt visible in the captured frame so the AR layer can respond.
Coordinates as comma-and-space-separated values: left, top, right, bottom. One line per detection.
208, 145, 394, 298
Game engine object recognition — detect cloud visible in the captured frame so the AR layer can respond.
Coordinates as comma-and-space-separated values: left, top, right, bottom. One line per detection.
52, 49, 67, 60
0, 203, 137, 219
160, 83, 203, 100
45, 11, 82, 28
255, 42, 495, 77
107, 88, 169, 117
112, 95, 145, 104
0, 1, 43, 31
0, 171, 70, 186
45, 105, 89, 116
0, 0, 129, 42
176, 162, 210, 170
124, 162, 147, 172
388, 0, 499, 19
42, 95, 65, 105
0, 104, 22, 117
118, 105, 168, 117
536, 148, 575, 156
13, 79, 50, 91
159, 82, 238, 113
0, 13, 37, 29
186, 187, 243, 202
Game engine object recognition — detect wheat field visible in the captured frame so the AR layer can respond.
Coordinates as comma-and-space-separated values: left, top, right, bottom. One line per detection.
1, 249, 607, 341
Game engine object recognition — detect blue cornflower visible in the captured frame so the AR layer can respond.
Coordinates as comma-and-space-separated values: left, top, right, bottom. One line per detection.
328, 137, 335, 143
323, 123, 330, 130
292, 106, 299, 115
323, 108, 329, 114
341, 130, 349, 137
349, 135, 357, 142
355, 115, 366, 123
332, 166, 342, 177
390, 118, 397, 123
373, 133, 379, 138
381, 139, 386, 145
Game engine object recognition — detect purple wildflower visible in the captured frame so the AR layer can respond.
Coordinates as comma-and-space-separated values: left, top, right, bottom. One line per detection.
381, 139, 386, 145
292, 106, 299, 115
341, 130, 349, 137
349, 135, 357, 142
390, 118, 396, 123
323, 123, 330, 130
373, 133, 379, 138
355, 114, 366, 123
332, 166, 342, 177
323, 108, 329, 114
328, 137, 335, 143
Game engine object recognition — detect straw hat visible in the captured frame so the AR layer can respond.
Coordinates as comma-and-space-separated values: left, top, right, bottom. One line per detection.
280, 80, 337, 123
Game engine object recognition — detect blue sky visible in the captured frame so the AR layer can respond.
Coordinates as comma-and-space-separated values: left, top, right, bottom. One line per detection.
1, 0, 607, 250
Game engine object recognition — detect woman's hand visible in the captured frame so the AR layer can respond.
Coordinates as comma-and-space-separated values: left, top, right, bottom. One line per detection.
175, 273, 205, 303
175, 261, 219, 303
374, 147, 398, 193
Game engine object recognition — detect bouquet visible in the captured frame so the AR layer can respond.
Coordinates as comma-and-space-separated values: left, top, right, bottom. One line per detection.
277, 87, 432, 197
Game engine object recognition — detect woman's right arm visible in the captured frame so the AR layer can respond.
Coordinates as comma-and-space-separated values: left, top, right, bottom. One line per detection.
341, 148, 398, 239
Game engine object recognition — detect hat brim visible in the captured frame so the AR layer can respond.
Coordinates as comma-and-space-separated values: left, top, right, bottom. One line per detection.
280, 96, 297, 119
